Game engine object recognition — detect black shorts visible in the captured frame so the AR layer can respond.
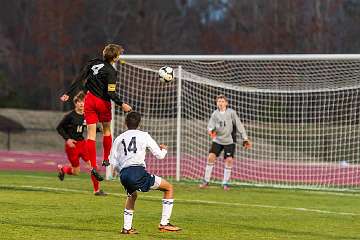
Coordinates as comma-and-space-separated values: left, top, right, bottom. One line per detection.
209, 142, 235, 158
120, 166, 155, 195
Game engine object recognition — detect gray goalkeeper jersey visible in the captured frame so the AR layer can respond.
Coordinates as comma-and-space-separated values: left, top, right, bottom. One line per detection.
207, 108, 248, 145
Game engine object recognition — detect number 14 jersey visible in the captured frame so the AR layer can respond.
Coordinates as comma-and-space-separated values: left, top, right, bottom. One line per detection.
109, 129, 167, 172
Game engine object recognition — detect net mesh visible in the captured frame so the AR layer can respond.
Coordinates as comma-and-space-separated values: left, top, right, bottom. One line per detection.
112, 57, 360, 190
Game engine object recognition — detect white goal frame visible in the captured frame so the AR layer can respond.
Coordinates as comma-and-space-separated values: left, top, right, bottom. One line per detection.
108, 54, 360, 191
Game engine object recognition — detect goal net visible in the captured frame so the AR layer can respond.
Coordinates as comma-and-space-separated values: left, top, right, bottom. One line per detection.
111, 55, 360, 191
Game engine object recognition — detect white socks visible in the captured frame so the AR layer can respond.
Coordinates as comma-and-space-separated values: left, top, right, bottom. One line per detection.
160, 199, 174, 225
204, 163, 214, 182
223, 167, 232, 185
124, 200, 175, 229
205, 163, 232, 185
123, 209, 134, 230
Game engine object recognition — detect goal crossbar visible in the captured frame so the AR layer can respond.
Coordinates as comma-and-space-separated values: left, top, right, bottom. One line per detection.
109, 54, 360, 191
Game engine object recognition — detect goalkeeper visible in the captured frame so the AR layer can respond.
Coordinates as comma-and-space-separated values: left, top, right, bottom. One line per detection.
199, 95, 252, 190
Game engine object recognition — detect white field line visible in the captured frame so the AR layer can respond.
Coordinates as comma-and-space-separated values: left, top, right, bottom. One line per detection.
0, 184, 359, 217
4, 173, 360, 197
4, 173, 360, 196
8, 174, 360, 196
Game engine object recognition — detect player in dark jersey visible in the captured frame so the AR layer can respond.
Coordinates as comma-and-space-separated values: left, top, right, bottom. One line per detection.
60, 44, 132, 182
56, 91, 106, 196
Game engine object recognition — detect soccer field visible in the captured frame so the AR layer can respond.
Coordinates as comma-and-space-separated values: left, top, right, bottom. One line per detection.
0, 171, 359, 240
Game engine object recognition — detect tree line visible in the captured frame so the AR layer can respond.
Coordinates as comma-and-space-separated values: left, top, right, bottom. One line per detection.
1, 0, 360, 110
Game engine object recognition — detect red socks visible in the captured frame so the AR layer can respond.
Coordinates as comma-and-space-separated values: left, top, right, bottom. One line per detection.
87, 136, 112, 164
103, 135, 112, 161
86, 139, 97, 167
91, 173, 100, 192
62, 166, 73, 175
87, 139, 99, 192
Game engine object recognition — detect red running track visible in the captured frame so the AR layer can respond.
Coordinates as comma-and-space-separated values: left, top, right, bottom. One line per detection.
0, 150, 103, 172
1, 150, 359, 186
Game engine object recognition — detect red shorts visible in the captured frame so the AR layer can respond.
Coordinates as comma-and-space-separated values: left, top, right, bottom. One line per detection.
65, 140, 89, 167
84, 91, 112, 124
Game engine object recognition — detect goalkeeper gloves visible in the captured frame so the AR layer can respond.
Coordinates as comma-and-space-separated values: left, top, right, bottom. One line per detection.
208, 130, 217, 140
242, 140, 252, 149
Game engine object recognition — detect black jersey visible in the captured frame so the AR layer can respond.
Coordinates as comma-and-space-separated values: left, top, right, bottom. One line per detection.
56, 110, 86, 141
66, 58, 123, 105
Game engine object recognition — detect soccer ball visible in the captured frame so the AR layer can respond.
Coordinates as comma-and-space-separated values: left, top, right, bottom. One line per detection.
159, 66, 174, 82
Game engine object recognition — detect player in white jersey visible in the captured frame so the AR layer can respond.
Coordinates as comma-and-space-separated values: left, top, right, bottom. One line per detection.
199, 95, 252, 190
109, 111, 181, 234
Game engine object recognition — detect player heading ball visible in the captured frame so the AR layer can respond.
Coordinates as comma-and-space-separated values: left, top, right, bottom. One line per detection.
60, 44, 132, 190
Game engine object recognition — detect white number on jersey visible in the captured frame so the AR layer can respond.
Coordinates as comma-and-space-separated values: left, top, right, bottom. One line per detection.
91, 64, 104, 75
76, 125, 83, 133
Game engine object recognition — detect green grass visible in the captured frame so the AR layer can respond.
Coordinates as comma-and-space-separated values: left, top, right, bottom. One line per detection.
0, 171, 359, 240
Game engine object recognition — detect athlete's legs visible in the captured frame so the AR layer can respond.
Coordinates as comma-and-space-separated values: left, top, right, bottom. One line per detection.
208, 152, 217, 164
222, 144, 235, 190
156, 178, 180, 231
58, 143, 80, 180
87, 123, 97, 140
205, 152, 216, 180
72, 166, 80, 175
102, 121, 111, 136
224, 156, 234, 168
86, 123, 97, 168
158, 178, 174, 199
86, 123, 103, 186
123, 192, 137, 232
199, 153, 217, 188
125, 192, 137, 210
84, 92, 103, 182
101, 121, 112, 163
223, 156, 233, 189
79, 143, 102, 193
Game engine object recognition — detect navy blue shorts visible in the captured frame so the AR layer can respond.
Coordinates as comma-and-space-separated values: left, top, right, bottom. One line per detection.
120, 166, 155, 195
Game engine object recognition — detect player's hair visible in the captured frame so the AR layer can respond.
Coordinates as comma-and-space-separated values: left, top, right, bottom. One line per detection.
73, 91, 85, 104
125, 111, 141, 129
103, 44, 124, 62
216, 94, 228, 102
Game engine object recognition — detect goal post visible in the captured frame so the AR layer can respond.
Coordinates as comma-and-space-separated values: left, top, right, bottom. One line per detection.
109, 54, 360, 191
176, 65, 182, 181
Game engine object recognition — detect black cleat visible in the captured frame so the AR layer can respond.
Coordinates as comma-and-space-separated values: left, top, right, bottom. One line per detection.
121, 228, 138, 234
91, 168, 104, 181
57, 165, 65, 181
94, 189, 107, 196
102, 160, 110, 167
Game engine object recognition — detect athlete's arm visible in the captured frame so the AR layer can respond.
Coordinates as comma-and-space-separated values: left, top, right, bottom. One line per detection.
107, 70, 132, 112
146, 133, 167, 159
56, 114, 71, 140
60, 64, 90, 102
